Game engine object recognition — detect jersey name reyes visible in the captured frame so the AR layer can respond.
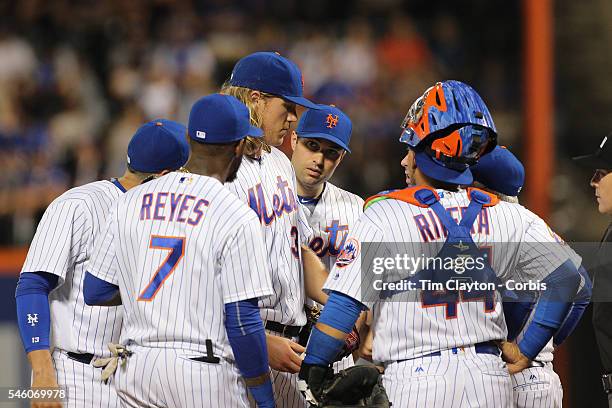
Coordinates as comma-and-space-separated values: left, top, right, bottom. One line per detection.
140, 191, 209, 226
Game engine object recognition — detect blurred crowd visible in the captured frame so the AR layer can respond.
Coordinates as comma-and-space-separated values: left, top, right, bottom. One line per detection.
0, 0, 528, 244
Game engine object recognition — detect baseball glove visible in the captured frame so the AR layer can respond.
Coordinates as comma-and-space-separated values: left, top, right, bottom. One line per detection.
298, 364, 390, 407
298, 305, 361, 362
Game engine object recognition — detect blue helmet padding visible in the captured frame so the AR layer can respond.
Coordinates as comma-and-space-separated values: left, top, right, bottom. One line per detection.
415, 151, 473, 185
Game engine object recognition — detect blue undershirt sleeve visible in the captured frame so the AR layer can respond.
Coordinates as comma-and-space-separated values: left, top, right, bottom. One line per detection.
518, 259, 580, 359
83, 271, 119, 306
225, 298, 274, 408
15, 272, 59, 353
553, 265, 592, 346
303, 291, 365, 366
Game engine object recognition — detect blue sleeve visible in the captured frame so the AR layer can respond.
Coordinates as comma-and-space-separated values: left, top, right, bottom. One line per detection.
518, 259, 581, 359
303, 291, 365, 366
503, 300, 535, 342
15, 272, 59, 353
553, 265, 592, 346
83, 272, 119, 306
224, 298, 274, 408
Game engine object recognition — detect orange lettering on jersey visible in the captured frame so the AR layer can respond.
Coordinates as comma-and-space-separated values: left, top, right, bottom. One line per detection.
247, 177, 298, 225
309, 237, 325, 256
309, 220, 349, 258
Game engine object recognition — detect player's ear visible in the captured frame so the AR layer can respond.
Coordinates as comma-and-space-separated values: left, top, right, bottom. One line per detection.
249, 90, 263, 104
290, 131, 298, 151
235, 139, 246, 156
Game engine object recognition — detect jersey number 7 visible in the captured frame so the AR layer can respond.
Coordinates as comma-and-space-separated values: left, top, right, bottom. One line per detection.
138, 236, 185, 301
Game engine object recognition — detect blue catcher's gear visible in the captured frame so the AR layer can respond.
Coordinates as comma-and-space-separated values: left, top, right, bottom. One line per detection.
399, 81, 497, 185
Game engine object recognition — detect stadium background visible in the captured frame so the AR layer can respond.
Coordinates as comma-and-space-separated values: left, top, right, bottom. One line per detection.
0, 0, 610, 406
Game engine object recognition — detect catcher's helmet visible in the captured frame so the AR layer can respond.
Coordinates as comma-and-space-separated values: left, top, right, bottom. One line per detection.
400, 80, 497, 185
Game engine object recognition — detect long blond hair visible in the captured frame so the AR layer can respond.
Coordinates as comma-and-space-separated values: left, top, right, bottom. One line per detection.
220, 81, 271, 158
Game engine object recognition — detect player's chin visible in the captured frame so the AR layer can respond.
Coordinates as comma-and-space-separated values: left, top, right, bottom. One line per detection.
598, 202, 612, 215
272, 131, 287, 147
303, 174, 322, 187
263, 133, 283, 147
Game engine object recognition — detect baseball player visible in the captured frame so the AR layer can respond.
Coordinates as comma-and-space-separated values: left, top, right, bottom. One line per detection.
221, 52, 329, 407
83, 94, 276, 407
15, 119, 189, 407
472, 146, 592, 408
298, 80, 582, 408
289, 104, 364, 371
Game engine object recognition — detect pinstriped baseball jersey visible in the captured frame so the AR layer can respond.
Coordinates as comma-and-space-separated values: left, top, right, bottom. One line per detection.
21, 180, 124, 358
509, 250, 583, 408
513, 242, 582, 364
225, 147, 309, 326
302, 182, 364, 271
324, 189, 576, 363
301, 182, 363, 372
87, 172, 273, 359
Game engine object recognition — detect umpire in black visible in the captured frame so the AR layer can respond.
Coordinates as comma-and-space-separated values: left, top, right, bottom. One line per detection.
574, 134, 612, 406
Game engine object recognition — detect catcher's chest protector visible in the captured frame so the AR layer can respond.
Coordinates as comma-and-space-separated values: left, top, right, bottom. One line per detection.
365, 186, 501, 300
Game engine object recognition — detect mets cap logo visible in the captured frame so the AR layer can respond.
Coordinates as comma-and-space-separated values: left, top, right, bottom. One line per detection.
335, 238, 359, 269
326, 114, 339, 129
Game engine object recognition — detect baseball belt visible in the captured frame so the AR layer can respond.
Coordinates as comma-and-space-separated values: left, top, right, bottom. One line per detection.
394, 340, 500, 364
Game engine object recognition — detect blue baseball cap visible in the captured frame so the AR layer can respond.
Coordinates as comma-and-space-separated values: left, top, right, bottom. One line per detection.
188, 94, 263, 144
296, 104, 352, 152
471, 146, 525, 196
228, 52, 319, 110
127, 119, 189, 173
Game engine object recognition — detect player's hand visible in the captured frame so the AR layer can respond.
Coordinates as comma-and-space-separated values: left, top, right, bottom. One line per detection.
500, 341, 531, 374
266, 333, 305, 373
28, 350, 62, 408
31, 369, 62, 408
359, 326, 374, 362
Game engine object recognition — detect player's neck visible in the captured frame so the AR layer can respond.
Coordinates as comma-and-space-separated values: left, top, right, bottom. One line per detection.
413, 170, 432, 188
414, 169, 460, 192
117, 172, 145, 191
183, 157, 227, 183
297, 180, 324, 199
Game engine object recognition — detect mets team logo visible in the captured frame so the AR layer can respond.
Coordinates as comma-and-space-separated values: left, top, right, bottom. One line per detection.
335, 238, 359, 269
326, 114, 339, 129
